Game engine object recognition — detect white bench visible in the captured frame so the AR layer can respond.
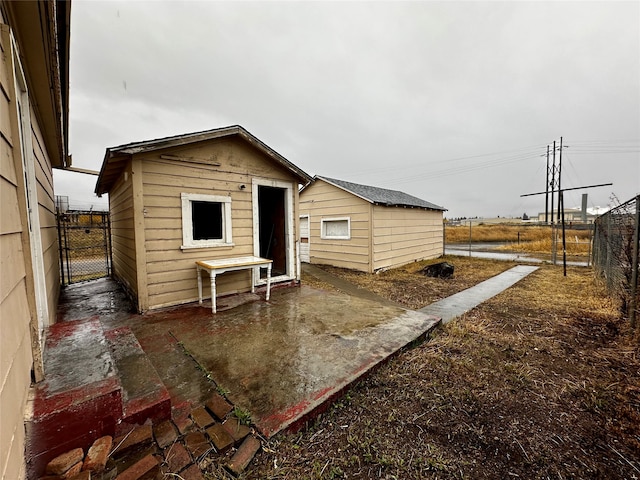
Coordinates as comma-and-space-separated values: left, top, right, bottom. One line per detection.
196, 256, 273, 313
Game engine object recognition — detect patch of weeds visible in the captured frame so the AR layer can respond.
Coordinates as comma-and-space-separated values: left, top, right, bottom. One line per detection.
326, 465, 345, 478
512, 364, 534, 387
425, 455, 452, 471
376, 454, 394, 467
233, 406, 252, 425
310, 459, 344, 478
582, 386, 611, 413
215, 384, 230, 396
412, 447, 452, 473
175, 340, 217, 383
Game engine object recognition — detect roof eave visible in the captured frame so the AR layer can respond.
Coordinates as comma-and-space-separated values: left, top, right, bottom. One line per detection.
8, 0, 71, 169
373, 201, 447, 211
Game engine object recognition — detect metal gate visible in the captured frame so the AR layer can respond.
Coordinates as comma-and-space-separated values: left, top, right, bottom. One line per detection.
57, 210, 112, 285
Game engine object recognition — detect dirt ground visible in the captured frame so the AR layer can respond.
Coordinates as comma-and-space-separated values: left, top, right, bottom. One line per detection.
238, 257, 640, 479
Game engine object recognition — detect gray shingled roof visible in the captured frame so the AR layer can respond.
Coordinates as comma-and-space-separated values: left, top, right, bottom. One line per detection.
316, 176, 446, 211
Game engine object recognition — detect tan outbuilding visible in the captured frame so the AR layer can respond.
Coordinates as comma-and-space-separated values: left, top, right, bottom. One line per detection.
0, 2, 71, 478
95, 126, 312, 313
299, 176, 446, 273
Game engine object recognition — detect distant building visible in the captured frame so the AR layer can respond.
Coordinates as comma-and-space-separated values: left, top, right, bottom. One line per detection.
536, 206, 610, 224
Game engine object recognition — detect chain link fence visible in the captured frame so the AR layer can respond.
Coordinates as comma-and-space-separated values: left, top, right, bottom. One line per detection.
592, 195, 640, 328
57, 210, 112, 285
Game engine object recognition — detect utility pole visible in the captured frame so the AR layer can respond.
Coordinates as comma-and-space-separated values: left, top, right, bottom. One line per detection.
550, 140, 556, 225
550, 140, 557, 264
558, 137, 563, 199
545, 145, 550, 224
558, 136, 566, 274
521, 182, 613, 274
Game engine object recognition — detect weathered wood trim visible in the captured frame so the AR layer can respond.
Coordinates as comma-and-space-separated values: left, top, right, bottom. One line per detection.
368, 203, 374, 273
131, 156, 149, 312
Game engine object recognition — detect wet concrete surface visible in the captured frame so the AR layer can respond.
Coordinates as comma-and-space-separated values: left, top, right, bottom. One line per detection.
39, 317, 116, 395
172, 286, 439, 436
56, 277, 440, 437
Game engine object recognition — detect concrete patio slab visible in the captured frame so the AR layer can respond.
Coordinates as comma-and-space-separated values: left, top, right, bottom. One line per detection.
172, 286, 440, 436
56, 278, 440, 438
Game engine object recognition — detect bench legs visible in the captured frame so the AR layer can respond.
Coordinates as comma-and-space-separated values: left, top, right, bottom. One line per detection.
266, 263, 272, 301
197, 263, 272, 314
210, 271, 217, 313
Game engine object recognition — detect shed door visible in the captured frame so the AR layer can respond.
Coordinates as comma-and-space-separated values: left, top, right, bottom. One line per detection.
299, 215, 310, 263
258, 186, 287, 275
252, 177, 296, 284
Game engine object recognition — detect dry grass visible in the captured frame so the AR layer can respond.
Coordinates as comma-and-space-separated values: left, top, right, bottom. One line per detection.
447, 224, 592, 256
316, 256, 512, 309
446, 223, 590, 243
498, 236, 591, 255
247, 261, 640, 479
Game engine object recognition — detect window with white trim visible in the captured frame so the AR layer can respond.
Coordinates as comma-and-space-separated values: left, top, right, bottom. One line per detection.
181, 193, 233, 248
321, 217, 351, 240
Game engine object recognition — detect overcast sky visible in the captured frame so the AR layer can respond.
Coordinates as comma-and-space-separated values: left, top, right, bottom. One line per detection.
54, 0, 639, 218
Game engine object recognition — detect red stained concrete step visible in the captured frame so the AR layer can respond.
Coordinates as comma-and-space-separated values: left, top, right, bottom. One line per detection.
104, 327, 171, 426
25, 318, 122, 479
25, 320, 173, 479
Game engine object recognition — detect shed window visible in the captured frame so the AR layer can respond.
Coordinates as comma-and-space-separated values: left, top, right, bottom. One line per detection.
181, 193, 233, 249
192, 201, 222, 240
321, 217, 350, 240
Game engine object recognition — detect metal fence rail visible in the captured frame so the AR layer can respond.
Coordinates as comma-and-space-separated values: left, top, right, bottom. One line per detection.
592, 195, 639, 328
57, 210, 112, 285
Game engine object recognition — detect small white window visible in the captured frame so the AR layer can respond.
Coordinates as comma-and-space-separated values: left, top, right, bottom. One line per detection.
321, 217, 350, 240
181, 193, 233, 249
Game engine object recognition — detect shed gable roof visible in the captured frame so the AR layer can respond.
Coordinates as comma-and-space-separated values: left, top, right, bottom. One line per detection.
311, 176, 446, 211
95, 125, 312, 195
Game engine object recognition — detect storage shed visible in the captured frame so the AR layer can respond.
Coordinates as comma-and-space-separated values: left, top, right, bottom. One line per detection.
95, 126, 312, 312
299, 176, 446, 273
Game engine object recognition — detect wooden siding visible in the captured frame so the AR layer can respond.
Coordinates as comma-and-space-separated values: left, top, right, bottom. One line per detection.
1, 21, 29, 480
108, 162, 138, 301
1, 20, 60, 480
300, 180, 372, 272
135, 138, 298, 310
372, 205, 443, 271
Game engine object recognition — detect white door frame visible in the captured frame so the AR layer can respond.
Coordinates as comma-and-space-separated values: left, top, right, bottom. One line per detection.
10, 30, 49, 379
252, 177, 296, 285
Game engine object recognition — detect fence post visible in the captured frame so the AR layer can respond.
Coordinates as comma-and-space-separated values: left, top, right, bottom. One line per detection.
57, 211, 65, 286
606, 216, 612, 288
587, 222, 596, 267
629, 195, 639, 329
443, 220, 446, 255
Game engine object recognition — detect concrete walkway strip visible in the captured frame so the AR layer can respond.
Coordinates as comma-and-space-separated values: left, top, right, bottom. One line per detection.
419, 265, 539, 324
